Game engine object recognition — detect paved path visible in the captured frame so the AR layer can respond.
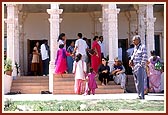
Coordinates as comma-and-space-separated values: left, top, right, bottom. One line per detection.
3, 93, 165, 101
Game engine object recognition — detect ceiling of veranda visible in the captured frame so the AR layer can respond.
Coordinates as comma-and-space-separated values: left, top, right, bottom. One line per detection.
4, 4, 164, 13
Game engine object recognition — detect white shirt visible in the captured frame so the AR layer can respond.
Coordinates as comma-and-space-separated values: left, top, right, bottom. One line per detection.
58, 39, 66, 49
126, 48, 134, 58
98, 41, 105, 53
118, 47, 122, 61
73, 60, 87, 80
75, 39, 88, 55
40, 44, 49, 60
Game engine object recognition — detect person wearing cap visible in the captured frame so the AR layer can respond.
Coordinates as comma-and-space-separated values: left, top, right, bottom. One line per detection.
129, 35, 148, 99
111, 57, 126, 89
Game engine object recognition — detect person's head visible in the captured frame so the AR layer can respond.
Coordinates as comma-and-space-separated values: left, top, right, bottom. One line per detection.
77, 33, 82, 39
114, 57, 121, 65
59, 44, 64, 49
36, 42, 39, 47
89, 67, 94, 73
43, 39, 48, 44
93, 36, 99, 41
70, 41, 75, 47
58, 33, 66, 41
102, 57, 108, 65
75, 53, 82, 62
132, 35, 141, 46
129, 44, 134, 48
150, 50, 156, 56
99, 36, 103, 42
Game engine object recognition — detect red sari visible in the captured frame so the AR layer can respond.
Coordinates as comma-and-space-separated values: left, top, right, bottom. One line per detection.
91, 41, 101, 72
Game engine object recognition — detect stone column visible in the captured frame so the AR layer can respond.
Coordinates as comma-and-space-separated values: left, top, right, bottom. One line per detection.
102, 4, 109, 58
5, 4, 20, 76
137, 5, 146, 45
145, 4, 156, 56
105, 4, 120, 66
125, 11, 138, 45
47, 4, 63, 93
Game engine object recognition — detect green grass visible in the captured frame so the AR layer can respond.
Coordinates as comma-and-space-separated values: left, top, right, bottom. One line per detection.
4, 99, 164, 112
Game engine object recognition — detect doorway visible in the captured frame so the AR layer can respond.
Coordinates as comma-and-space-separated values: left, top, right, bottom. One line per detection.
118, 39, 129, 74
27, 40, 44, 76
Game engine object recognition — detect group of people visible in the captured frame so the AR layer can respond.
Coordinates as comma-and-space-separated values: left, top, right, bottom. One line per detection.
129, 35, 164, 99
31, 39, 50, 76
31, 33, 164, 98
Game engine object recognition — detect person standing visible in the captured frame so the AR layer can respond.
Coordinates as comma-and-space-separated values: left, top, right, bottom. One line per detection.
57, 33, 66, 49
98, 36, 105, 59
129, 35, 148, 99
73, 33, 88, 62
83, 67, 98, 96
31, 42, 40, 76
55, 44, 70, 74
40, 39, 50, 76
67, 41, 75, 73
73, 53, 87, 95
91, 36, 101, 73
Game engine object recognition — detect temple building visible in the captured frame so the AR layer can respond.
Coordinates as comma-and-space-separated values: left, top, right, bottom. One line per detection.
3, 3, 165, 92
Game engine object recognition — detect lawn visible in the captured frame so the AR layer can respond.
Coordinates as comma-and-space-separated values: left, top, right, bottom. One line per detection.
4, 99, 164, 112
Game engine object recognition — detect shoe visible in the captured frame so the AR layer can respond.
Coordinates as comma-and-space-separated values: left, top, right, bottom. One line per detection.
136, 96, 144, 99
102, 83, 105, 86
82, 93, 87, 96
43, 75, 45, 76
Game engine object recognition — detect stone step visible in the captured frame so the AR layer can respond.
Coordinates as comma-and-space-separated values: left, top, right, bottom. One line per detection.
53, 88, 124, 94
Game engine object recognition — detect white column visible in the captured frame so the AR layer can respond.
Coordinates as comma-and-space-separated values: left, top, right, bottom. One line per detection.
5, 4, 20, 76
129, 11, 138, 44
47, 4, 63, 93
137, 4, 146, 45
145, 4, 156, 56
102, 4, 109, 58
106, 4, 120, 66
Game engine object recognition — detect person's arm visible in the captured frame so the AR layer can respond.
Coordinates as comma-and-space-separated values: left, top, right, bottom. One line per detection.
141, 44, 148, 67
73, 40, 78, 54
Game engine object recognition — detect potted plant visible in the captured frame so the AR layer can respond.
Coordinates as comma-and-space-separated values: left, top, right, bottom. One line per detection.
4, 58, 13, 76
4, 58, 13, 94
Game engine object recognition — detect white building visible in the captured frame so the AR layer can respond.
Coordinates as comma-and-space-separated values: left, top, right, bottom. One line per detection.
3, 3, 165, 92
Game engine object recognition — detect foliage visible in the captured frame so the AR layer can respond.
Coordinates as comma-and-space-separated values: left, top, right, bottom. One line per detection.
4, 58, 12, 72
4, 99, 164, 112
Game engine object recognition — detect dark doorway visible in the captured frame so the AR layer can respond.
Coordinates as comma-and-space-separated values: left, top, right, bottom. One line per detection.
154, 35, 160, 56
118, 39, 129, 74
27, 40, 44, 76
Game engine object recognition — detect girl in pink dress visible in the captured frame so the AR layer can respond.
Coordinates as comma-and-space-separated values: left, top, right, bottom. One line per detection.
83, 67, 98, 95
90, 36, 101, 73
55, 44, 70, 74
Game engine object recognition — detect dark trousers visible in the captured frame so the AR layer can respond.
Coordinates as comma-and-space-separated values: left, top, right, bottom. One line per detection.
42, 58, 49, 76
99, 73, 109, 85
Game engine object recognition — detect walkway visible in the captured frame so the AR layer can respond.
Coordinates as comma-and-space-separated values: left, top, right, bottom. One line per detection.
3, 93, 165, 101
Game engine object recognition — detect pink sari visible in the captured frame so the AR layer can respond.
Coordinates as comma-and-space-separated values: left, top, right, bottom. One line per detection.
148, 63, 161, 92
91, 41, 101, 72
55, 49, 70, 74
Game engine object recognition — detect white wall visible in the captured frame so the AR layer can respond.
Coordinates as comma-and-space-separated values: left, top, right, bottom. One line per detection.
60, 12, 96, 39
118, 12, 129, 39
24, 13, 50, 74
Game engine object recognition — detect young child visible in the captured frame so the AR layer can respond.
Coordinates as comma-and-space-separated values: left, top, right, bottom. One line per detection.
73, 53, 87, 95
83, 67, 98, 96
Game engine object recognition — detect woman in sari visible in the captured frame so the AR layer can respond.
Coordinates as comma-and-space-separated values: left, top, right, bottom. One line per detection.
147, 50, 162, 93
90, 36, 101, 73
55, 44, 70, 74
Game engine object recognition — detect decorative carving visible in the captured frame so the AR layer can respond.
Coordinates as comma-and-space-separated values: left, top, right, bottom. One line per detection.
47, 9, 63, 15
